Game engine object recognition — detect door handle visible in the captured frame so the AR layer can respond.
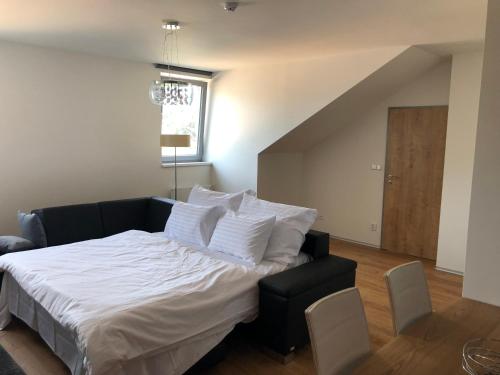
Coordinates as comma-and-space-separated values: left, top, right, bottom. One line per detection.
387, 174, 399, 184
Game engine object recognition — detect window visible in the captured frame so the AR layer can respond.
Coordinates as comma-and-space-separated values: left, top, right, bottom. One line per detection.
161, 78, 207, 163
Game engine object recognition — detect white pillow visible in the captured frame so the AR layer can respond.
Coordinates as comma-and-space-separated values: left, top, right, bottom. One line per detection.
164, 202, 225, 247
188, 185, 256, 211
208, 212, 276, 265
238, 194, 318, 265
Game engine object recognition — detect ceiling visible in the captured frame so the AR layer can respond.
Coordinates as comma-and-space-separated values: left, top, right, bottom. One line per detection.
0, 0, 487, 71
264, 47, 445, 153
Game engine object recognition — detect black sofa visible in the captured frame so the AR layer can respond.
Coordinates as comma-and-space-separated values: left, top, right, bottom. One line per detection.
1, 196, 357, 366
31, 197, 174, 247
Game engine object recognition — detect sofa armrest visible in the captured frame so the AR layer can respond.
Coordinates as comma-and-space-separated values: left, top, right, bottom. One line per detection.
259, 255, 357, 298
0, 236, 35, 255
300, 230, 329, 259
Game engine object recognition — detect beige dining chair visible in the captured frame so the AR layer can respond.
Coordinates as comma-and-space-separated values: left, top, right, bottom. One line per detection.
384, 260, 433, 336
305, 287, 371, 375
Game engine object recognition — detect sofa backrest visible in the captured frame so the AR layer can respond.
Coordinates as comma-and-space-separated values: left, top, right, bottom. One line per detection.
32, 197, 174, 247
146, 197, 174, 232
30, 197, 329, 259
33, 203, 104, 247
99, 198, 149, 236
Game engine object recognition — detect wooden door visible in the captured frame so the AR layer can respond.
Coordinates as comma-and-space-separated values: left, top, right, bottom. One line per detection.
381, 106, 448, 260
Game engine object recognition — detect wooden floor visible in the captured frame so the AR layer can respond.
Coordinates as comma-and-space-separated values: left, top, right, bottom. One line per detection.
0, 239, 463, 375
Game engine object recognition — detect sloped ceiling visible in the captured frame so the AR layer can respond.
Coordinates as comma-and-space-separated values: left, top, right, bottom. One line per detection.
0, 0, 487, 70
263, 46, 448, 153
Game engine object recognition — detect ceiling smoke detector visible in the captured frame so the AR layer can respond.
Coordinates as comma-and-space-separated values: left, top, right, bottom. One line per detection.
223, 2, 239, 12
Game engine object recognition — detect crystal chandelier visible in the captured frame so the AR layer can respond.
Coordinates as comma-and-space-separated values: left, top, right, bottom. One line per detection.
150, 20, 193, 106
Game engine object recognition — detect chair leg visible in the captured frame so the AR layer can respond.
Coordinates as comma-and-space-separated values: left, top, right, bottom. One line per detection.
262, 346, 296, 365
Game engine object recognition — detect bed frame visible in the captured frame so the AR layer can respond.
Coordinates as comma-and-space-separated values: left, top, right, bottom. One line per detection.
1, 197, 357, 372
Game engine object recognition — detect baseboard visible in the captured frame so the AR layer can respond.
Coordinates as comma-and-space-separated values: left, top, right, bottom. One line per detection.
329, 235, 381, 250
331, 237, 464, 276
435, 266, 464, 276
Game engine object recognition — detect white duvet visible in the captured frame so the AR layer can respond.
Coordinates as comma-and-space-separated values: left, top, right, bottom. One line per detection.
0, 230, 287, 375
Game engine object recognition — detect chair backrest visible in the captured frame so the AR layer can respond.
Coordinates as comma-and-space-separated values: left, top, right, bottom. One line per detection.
305, 287, 371, 375
384, 261, 432, 336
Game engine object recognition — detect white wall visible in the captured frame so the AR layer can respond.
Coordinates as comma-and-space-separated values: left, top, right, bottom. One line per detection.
205, 46, 408, 193
258, 153, 304, 205
0, 40, 211, 235
302, 61, 451, 246
436, 50, 483, 274
463, 0, 500, 306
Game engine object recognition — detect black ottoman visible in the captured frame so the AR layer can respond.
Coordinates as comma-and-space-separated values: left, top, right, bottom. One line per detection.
258, 255, 357, 358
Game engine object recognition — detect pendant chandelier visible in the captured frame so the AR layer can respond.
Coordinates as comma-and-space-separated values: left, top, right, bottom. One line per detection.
149, 20, 193, 106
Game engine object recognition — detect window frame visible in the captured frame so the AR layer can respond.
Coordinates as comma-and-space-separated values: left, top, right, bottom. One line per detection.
160, 78, 208, 163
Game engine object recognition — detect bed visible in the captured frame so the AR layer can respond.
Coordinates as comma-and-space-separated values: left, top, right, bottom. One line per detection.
0, 230, 309, 374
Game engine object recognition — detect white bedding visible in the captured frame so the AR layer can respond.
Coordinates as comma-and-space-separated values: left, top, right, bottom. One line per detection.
0, 230, 289, 375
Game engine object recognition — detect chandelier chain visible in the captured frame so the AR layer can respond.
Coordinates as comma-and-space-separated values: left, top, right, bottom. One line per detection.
149, 20, 193, 106
163, 29, 168, 75
175, 30, 180, 67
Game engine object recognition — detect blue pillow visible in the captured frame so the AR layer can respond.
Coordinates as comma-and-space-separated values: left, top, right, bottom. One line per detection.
0, 236, 35, 253
17, 211, 47, 248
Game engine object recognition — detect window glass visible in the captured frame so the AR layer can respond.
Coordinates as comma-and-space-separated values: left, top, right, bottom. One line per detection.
161, 80, 206, 161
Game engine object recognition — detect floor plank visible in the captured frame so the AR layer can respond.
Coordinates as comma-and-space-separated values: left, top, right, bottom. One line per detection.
0, 239, 463, 374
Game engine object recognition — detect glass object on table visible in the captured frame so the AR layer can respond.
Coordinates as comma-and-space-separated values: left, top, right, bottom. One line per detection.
463, 338, 500, 374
